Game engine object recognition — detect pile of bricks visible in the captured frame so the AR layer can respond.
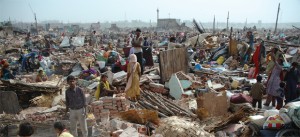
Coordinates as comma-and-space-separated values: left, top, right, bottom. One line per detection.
91, 96, 129, 121
25, 113, 60, 123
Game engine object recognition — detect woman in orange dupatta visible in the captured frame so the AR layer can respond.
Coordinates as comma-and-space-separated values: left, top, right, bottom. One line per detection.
125, 54, 141, 101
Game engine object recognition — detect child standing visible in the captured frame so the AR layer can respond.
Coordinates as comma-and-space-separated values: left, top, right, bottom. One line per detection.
250, 75, 265, 109
275, 82, 285, 110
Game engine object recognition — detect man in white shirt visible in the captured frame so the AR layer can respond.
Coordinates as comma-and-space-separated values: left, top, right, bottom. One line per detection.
168, 37, 183, 50
131, 28, 144, 73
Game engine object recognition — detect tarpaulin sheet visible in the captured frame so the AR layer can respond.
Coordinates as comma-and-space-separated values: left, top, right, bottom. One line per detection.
60, 36, 70, 47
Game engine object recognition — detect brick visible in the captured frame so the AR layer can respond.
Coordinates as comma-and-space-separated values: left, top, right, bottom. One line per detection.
102, 98, 113, 103
91, 101, 103, 106
103, 103, 113, 106
104, 105, 114, 109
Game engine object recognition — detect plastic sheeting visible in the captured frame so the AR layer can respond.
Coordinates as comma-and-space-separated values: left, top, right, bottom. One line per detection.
60, 36, 84, 47
60, 36, 70, 47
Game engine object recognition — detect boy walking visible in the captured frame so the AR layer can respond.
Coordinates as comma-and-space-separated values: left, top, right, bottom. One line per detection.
250, 75, 265, 109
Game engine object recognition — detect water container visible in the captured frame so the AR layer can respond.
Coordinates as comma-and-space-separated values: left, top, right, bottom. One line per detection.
195, 64, 202, 70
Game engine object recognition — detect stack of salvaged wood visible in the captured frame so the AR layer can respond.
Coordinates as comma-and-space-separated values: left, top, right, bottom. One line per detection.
136, 90, 196, 118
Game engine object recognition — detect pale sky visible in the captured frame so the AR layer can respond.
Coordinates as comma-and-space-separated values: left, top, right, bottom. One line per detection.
0, 0, 299, 23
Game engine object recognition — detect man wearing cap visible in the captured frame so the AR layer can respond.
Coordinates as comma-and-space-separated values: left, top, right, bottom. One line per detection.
65, 75, 88, 137
94, 74, 118, 100
131, 28, 144, 74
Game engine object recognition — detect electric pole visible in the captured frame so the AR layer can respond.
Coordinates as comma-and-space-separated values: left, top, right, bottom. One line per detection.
274, 3, 280, 34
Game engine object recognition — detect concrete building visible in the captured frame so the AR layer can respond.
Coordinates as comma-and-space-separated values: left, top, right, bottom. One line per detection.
91, 22, 101, 31
156, 9, 189, 31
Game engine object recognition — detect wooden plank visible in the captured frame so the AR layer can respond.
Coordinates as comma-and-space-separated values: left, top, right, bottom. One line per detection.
168, 50, 174, 81
159, 48, 189, 83
265, 40, 300, 47
159, 51, 165, 82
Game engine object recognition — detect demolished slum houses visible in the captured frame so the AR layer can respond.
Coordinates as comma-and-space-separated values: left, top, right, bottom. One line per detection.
1, 23, 300, 137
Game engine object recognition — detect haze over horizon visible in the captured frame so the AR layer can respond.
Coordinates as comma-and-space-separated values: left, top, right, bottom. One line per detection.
1, 0, 300, 23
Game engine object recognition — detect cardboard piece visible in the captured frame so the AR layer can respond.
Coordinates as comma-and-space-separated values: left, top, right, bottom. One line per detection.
197, 92, 228, 117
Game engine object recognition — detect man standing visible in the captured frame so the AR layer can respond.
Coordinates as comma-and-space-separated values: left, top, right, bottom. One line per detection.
131, 28, 144, 74
91, 31, 97, 48
249, 31, 254, 49
284, 62, 300, 103
65, 75, 88, 137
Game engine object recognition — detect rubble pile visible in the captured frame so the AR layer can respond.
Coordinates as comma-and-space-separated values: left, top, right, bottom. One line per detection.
1, 21, 300, 137
156, 116, 214, 137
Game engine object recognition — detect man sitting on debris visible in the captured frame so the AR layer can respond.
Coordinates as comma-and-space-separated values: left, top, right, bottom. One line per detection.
36, 67, 48, 82
94, 74, 118, 100
168, 36, 183, 50
65, 75, 88, 137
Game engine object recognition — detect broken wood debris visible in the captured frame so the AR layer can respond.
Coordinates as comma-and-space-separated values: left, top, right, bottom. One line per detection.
136, 90, 197, 118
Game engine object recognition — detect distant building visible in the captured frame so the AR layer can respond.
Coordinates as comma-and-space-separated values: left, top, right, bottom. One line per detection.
156, 9, 189, 30
71, 25, 80, 35
109, 24, 120, 31
258, 20, 262, 28
45, 23, 50, 31
91, 22, 101, 31
157, 18, 190, 31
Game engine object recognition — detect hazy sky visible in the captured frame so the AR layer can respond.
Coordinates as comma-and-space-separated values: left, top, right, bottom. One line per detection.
1, 0, 299, 23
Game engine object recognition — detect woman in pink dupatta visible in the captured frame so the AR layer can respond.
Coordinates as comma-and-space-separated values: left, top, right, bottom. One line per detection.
125, 54, 141, 101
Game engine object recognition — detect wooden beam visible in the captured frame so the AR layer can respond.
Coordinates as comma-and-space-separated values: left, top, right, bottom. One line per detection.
264, 40, 300, 47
